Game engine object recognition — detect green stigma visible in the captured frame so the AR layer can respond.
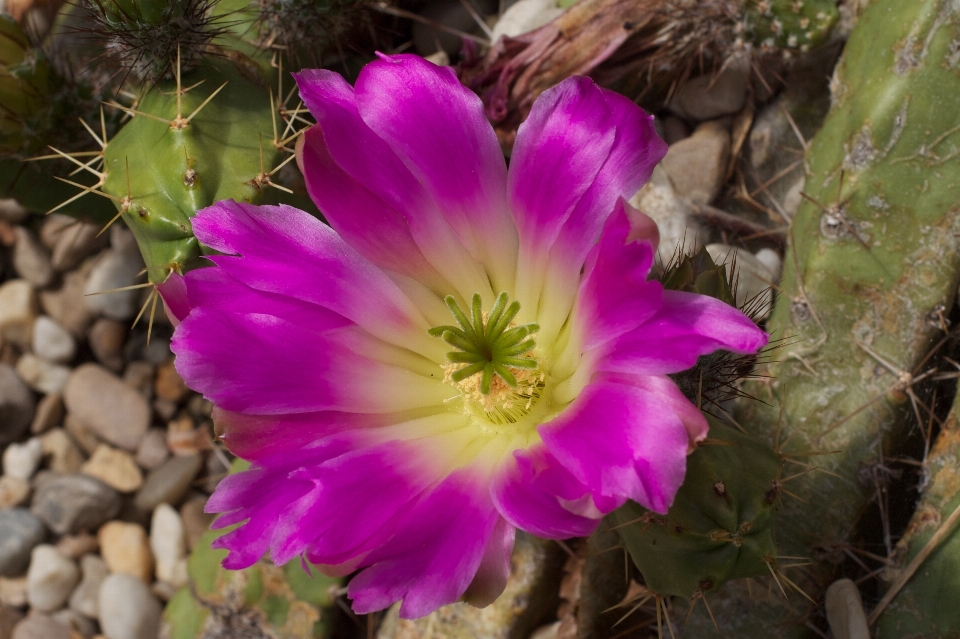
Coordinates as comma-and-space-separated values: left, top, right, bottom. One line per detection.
428, 292, 539, 395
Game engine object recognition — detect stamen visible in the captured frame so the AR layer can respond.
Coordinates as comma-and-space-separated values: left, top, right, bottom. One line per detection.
429, 292, 540, 395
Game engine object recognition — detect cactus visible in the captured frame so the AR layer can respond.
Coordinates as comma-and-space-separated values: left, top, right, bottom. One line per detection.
164, 460, 341, 639
0, 14, 52, 156
682, 0, 960, 635
873, 380, 960, 638
743, 0, 840, 52
98, 54, 284, 283
612, 418, 782, 600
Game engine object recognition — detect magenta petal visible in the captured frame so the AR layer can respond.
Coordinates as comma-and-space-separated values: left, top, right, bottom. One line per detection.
539, 375, 707, 514
491, 445, 602, 539
295, 68, 495, 299
206, 440, 353, 569
461, 517, 514, 608
576, 199, 663, 350
354, 54, 517, 286
296, 126, 448, 291
190, 200, 436, 355
509, 76, 665, 259
183, 266, 352, 333
173, 307, 449, 414
157, 272, 189, 326
597, 290, 769, 375
348, 466, 502, 618
213, 408, 389, 461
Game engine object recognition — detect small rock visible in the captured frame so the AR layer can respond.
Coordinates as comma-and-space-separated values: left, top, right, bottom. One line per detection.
31, 317, 75, 364
29, 393, 63, 435
10, 615, 71, 639
0, 606, 23, 639
668, 65, 749, 121
69, 554, 109, 619
134, 454, 202, 512
64, 415, 101, 456
167, 417, 211, 457
490, 0, 564, 42
50, 608, 98, 638
0, 280, 38, 348
98, 521, 152, 582
83, 245, 145, 322
0, 477, 30, 508
0, 199, 27, 224
660, 120, 731, 205
41, 429, 86, 474
64, 364, 151, 452
0, 364, 34, 448
151, 399, 177, 422
149, 504, 187, 587
0, 510, 46, 577
0, 578, 26, 608
825, 578, 870, 639
630, 165, 706, 264
98, 573, 161, 639
14, 354, 70, 395
12, 227, 54, 289
39, 215, 74, 249
55, 533, 99, 561
39, 259, 97, 337
31, 474, 122, 535
134, 429, 168, 471
81, 445, 143, 493
26, 545, 79, 612
143, 337, 172, 367
179, 495, 213, 551
2, 439, 42, 480
48, 219, 106, 273
122, 362, 154, 400
87, 319, 126, 372
153, 360, 188, 404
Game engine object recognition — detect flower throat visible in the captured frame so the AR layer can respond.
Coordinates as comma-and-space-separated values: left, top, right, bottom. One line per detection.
429, 292, 545, 425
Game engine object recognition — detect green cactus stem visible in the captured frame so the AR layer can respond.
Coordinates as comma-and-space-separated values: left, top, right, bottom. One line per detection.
743, 0, 840, 52
612, 418, 782, 600
98, 53, 285, 284
873, 380, 960, 638
684, 0, 960, 635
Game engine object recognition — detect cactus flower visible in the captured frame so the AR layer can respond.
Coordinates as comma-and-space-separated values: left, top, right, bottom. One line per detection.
160, 54, 767, 618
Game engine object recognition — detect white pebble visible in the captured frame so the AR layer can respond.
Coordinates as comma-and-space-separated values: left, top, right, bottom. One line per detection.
26, 544, 80, 612
149, 504, 188, 587
98, 573, 162, 639
2, 438, 42, 480
32, 316, 77, 364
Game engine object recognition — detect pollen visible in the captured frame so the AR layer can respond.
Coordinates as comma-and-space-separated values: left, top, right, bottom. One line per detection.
431, 292, 545, 424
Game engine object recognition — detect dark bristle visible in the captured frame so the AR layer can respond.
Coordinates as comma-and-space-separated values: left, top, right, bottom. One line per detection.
256, 0, 371, 69
72, 0, 239, 84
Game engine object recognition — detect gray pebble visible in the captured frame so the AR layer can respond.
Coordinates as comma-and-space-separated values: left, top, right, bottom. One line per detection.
64, 364, 150, 452
0, 363, 34, 448
31, 474, 121, 535
10, 615, 71, 639
0, 509, 46, 577
29, 393, 63, 435
69, 554, 108, 619
12, 227, 54, 289
87, 319, 126, 372
134, 454, 202, 511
